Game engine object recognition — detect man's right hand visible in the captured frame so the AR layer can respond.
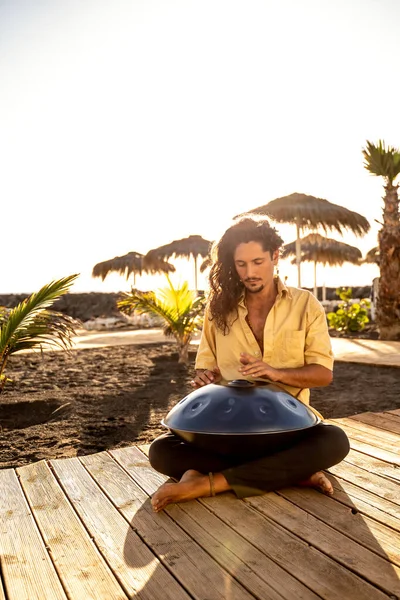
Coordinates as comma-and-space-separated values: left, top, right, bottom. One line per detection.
191, 367, 222, 388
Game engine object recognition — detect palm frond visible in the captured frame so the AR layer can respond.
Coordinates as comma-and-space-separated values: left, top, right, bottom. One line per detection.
6, 312, 78, 355
362, 140, 400, 183
118, 277, 203, 344
0, 275, 79, 360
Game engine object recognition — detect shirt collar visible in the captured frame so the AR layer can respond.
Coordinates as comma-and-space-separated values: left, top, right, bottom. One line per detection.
276, 276, 292, 299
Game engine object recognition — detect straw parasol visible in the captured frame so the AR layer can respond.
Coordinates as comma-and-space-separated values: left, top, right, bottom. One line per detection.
238, 192, 370, 286
200, 256, 212, 273
145, 235, 212, 290
92, 251, 175, 286
282, 233, 362, 298
364, 246, 380, 265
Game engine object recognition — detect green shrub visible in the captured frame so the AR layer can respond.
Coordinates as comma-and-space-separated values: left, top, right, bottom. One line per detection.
327, 287, 370, 334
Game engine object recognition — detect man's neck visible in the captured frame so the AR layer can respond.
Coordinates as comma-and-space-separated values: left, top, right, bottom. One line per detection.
245, 278, 278, 308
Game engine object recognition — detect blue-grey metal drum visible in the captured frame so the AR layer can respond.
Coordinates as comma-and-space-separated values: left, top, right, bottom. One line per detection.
162, 380, 320, 454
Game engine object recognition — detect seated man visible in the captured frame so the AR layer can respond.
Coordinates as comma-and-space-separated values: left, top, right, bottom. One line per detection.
149, 215, 350, 512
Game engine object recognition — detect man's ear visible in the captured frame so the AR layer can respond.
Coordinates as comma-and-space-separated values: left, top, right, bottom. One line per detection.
272, 250, 280, 264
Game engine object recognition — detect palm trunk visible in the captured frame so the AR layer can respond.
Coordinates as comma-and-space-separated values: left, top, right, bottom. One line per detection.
178, 342, 189, 365
377, 182, 400, 340
313, 260, 317, 298
0, 352, 10, 393
194, 256, 198, 292
382, 181, 400, 226
295, 219, 302, 287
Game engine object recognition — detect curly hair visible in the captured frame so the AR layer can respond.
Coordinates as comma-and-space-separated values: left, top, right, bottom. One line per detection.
208, 215, 284, 333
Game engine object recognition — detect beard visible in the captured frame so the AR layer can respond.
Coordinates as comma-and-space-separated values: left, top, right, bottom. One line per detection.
244, 281, 265, 294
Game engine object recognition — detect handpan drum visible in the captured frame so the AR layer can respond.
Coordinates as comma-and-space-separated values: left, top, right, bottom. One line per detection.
162, 380, 321, 455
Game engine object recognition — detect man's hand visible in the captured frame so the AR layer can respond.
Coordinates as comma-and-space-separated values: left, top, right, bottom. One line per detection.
239, 352, 333, 388
191, 366, 222, 388
238, 352, 278, 381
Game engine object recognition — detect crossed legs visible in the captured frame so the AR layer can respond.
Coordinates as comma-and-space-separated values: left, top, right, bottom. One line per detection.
149, 423, 350, 511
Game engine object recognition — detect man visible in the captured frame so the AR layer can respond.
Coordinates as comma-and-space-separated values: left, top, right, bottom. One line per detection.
149, 215, 349, 512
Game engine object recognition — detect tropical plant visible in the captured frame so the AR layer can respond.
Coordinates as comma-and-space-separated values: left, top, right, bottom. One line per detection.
118, 276, 204, 364
363, 140, 400, 339
0, 275, 79, 392
327, 287, 370, 334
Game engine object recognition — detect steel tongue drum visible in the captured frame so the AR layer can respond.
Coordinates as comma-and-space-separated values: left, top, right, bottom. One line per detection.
162, 379, 321, 455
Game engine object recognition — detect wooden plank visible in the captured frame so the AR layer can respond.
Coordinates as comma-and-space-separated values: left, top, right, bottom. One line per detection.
350, 413, 400, 435
386, 409, 400, 417
328, 460, 400, 506
247, 493, 400, 597
337, 425, 400, 462
110, 447, 318, 600
0, 574, 6, 600
344, 449, 400, 483
330, 418, 400, 453
0, 469, 67, 600
346, 433, 400, 457
333, 416, 400, 444
17, 461, 127, 600
82, 450, 253, 600
51, 457, 188, 600
277, 486, 400, 567
326, 473, 400, 530
133, 446, 388, 600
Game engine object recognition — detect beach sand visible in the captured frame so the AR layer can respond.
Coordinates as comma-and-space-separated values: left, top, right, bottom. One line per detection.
1, 342, 400, 469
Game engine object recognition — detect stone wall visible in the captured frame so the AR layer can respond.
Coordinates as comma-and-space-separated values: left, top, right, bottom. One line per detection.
0, 286, 372, 324
0, 292, 123, 322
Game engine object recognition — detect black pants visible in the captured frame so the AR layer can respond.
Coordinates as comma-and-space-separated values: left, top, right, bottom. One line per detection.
149, 424, 350, 498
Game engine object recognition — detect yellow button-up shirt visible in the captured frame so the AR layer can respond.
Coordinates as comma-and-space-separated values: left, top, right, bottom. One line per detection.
195, 278, 333, 407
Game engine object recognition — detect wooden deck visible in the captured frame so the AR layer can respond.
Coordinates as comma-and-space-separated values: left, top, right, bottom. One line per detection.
1, 410, 400, 600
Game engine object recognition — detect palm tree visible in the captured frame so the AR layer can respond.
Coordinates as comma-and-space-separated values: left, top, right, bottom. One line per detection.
0, 274, 79, 392
117, 276, 204, 364
362, 140, 400, 340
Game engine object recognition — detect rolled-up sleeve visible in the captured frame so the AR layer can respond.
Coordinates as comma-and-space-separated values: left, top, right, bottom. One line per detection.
304, 296, 334, 370
195, 306, 218, 371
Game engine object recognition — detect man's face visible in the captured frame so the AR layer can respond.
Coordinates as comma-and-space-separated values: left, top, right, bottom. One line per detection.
234, 241, 278, 294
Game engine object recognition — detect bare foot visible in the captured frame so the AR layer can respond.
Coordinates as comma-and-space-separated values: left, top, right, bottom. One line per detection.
298, 471, 334, 496
151, 470, 211, 512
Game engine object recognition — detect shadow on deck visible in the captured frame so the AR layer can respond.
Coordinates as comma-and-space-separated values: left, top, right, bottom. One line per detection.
1, 409, 400, 600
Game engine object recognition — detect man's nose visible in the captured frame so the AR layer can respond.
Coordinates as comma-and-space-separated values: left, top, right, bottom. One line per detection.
246, 264, 257, 278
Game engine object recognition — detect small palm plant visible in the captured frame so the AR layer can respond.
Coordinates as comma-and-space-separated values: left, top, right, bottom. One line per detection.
118, 276, 204, 364
0, 274, 79, 392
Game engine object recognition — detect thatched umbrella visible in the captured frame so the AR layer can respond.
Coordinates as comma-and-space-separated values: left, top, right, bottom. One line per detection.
238, 192, 370, 286
145, 235, 212, 290
200, 255, 212, 273
364, 246, 380, 265
92, 251, 175, 286
282, 233, 362, 298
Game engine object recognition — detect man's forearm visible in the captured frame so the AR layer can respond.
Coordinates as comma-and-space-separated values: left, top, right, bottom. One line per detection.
269, 364, 333, 388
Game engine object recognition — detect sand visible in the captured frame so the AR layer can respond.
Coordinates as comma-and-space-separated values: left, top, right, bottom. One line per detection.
1, 342, 399, 469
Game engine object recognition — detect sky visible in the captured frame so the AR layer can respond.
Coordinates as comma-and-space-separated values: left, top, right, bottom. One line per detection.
1, 0, 399, 295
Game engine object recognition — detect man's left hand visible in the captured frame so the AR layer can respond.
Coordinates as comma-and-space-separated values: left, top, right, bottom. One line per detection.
238, 352, 278, 381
